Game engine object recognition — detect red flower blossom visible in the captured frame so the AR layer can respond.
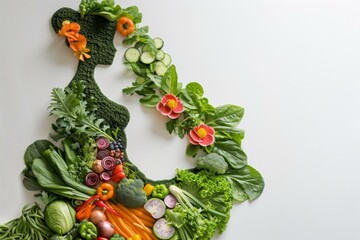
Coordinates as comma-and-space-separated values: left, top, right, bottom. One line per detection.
188, 124, 215, 147
156, 93, 184, 119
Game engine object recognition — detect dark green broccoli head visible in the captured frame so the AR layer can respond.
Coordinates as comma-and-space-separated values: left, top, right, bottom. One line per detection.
115, 178, 147, 208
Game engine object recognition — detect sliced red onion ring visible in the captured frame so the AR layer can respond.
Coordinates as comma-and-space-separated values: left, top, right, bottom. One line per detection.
85, 172, 100, 187
96, 137, 110, 150
100, 172, 112, 182
102, 156, 116, 171
97, 149, 110, 160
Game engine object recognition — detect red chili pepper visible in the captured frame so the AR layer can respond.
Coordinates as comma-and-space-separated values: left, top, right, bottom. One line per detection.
111, 164, 126, 183
95, 200, 122, 218
76, 195, 99, 211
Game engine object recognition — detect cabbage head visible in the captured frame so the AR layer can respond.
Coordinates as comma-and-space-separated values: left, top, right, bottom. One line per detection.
45, 200, 76, 235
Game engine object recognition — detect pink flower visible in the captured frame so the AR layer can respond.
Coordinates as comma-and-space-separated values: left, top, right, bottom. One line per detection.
188, 123, 215, 147
156, 93, 184, 119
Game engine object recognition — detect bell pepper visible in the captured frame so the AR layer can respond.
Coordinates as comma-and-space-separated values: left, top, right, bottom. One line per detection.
110, 234, 125, 240
127, 234, 141, 240
78, 221, 98, 240
143, 183, 154, 196
111, 164, 126, 183
97, 183, 115, 201
151, 184, 169, 199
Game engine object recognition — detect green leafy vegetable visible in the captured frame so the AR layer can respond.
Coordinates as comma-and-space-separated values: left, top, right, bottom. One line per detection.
44, 200, 76, 235
224, 165, 265, 202
79, 0, 122, 21
49, 85, 113, 141
213, 140, 247, 169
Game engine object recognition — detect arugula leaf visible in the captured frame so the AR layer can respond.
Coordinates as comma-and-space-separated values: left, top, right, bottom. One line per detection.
224, 165, 265, 202
207, 104, 244, 127
49, 86, 113, 141
213, 139, 247, 169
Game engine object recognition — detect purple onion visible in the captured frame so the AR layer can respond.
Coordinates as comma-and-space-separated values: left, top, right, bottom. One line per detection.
102, 156, 116, 171
100, 172, 112, 182
97, 149, 110, 160
85, 172, 100, 187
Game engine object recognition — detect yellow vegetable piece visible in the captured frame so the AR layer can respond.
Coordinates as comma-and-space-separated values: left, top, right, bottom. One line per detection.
143, 183, 154, 196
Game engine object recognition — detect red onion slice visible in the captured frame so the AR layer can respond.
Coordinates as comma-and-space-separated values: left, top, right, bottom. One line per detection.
100, 172, 112, 182
85, 172, 100, 187
102, 156, 116, 171
97, 149, 110, 160
96, 137, 110, 150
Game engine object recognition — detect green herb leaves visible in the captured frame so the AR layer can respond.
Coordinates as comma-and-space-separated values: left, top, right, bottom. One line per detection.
49, 82, 113, 141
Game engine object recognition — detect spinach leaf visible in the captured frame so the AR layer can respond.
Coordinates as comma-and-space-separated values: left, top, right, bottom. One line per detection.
207, 104, 244, 127
139, 94, 161, 107
224, 165, 265, 202
213, 140, 247, 169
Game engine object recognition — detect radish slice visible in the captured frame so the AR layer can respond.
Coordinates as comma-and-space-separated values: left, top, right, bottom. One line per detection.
96, 137, 110, 150
144, 198, 166, 219
153, 218, 175, 240
164, 194, 177, 209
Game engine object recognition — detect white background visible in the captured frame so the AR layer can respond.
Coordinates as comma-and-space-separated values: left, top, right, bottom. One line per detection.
1, 0, 360, 239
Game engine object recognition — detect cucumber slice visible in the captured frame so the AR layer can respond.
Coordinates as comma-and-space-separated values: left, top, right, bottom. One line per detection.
154, 37, 164, 49
142, 44, 151, 52
162, 53, 172, 67
144, 198, 166, 219
124, 47, 140, 63
155, 50, 165, 61
140, 51, 156, 64
155, 61, 168, 76
153, 218, 175, 240
136, 77, 145, 84
150, 62, 156, 73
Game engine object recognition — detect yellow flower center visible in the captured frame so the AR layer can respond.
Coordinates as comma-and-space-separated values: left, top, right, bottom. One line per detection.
166, 99, 177, 110
197, 128, 207, 139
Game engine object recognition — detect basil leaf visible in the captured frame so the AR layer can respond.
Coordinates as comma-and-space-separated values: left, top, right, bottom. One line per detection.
139, 94, 161, 107
186, 82, 204, 97
161, 65, 178, 94
207, 104, 244, 127
224, 165, 265, 202
213, 140, 247, 169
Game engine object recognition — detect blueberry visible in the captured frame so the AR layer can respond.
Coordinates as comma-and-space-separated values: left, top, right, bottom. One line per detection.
109, 143, 115, 150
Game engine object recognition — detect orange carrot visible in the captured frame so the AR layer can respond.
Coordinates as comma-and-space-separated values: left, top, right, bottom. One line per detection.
105, 212, 129, 239
118, 216, 136, 236
130, 208, 155, 224
116, 203, 149, 229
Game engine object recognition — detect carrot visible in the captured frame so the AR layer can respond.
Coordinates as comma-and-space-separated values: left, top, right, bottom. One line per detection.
108, 202, 140, 227
116, 203, 149, 229
105, 212, 129, 239
130, 208, 155, 224
118, 215, 136, 236
134, 207, 152, 217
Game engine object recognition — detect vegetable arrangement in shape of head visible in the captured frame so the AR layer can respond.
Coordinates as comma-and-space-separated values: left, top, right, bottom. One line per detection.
0, 1, 265, 240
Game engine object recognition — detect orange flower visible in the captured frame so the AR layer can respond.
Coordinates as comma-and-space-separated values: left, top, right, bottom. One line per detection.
58, 21, 80, 41
69, 34, 91, 61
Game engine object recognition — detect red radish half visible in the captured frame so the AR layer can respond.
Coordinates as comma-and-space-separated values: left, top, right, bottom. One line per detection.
153, 218, 175, 239
164, 194, 177, 209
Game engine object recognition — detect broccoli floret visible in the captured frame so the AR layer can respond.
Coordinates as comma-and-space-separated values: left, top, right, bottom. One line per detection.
196, 153, 229, 174
115, 178, 147, 208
